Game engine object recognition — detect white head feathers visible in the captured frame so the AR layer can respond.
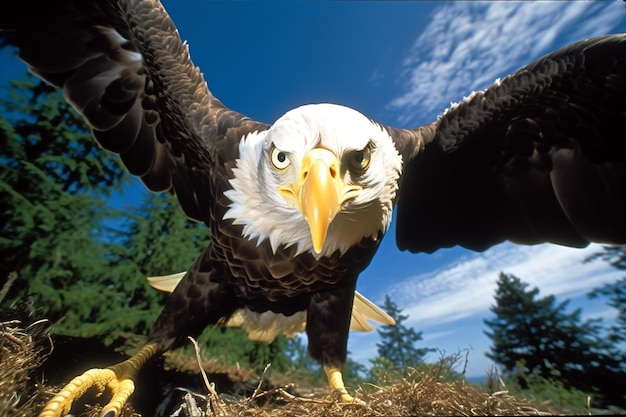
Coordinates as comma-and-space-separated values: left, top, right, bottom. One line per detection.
224, 103, 403, 258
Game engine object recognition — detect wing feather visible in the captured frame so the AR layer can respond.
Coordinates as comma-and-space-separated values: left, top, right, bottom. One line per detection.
350, 291, 396, 332
0, 0, 269, 223
391, 34, 626, 253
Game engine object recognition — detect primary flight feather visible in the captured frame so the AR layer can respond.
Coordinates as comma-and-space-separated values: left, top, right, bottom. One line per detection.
1, 1, 625, 416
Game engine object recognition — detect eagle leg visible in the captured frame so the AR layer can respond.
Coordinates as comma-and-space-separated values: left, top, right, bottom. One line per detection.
39, 343, 159, 417
306, 285, 364, 404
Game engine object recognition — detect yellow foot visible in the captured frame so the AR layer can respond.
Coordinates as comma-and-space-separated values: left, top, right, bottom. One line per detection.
39, 368, 134, 417
337, 391, 366, 405
323, 364, 365, 405
39, 343, 159, 417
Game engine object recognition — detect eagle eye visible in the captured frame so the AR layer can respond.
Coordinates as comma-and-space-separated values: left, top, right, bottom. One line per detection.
270, 145, 290, 171
348, 145, 372, 174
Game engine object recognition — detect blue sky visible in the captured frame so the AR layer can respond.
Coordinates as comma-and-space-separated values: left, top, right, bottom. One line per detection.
2, 1, 625, 379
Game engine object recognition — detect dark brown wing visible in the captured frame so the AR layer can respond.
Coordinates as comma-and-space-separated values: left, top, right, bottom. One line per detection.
390, 34, 626, 253
0, 0, 269, 223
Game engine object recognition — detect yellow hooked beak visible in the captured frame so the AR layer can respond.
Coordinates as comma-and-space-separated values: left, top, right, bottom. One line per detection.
278, 148, 362, 254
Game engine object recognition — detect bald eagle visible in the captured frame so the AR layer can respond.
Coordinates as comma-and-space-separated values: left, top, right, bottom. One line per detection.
1, 1, 625, 416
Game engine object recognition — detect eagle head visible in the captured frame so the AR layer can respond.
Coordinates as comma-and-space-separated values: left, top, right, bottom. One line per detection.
224, 103, 403, 257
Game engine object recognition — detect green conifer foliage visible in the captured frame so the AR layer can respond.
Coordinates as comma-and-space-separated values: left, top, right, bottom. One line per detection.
588, 247, 626, 344
485, 272, 626, 407
1, 77, 127, 338
372, 295, 433, 378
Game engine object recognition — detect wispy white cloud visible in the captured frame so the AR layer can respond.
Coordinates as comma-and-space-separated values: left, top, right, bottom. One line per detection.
385, 243, 622, 329
389, 1, 624, 125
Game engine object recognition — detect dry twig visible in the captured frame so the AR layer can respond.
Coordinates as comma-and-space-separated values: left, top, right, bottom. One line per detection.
188, 336, 227, 417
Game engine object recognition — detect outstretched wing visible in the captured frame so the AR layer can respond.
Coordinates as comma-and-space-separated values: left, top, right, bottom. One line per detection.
0, 0, 268, 223
390, 34, 626, 253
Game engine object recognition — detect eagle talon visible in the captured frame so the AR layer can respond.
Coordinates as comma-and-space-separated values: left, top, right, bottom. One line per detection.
324, 365, 364, 405
39, 344, 158, 417
98, 374, 136, 417
335, 391, 365, 405
38, 368, 130, 417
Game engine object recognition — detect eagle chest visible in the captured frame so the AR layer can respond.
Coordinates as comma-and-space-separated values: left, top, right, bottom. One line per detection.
213, 218, 381, 309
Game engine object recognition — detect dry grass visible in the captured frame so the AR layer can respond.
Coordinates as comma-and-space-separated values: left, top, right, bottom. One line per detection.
0, 271, 568, 417
147, 368, 560, 417
0, 310, 565, 417
0, 312, 51, 417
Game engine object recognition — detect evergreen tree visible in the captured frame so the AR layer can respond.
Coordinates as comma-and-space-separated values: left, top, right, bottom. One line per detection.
244, 334, 291, 373
0, 76, 128, 335
0, 78, 125, 278
286, 336, 318, 373
587, 246, 626, 344
283, 336, 325, 384
342, 355, 369, 388
374, 295, 433, 370
485, 272, 626, 407
100, 191, 214, 345
110, 191, 212, 278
